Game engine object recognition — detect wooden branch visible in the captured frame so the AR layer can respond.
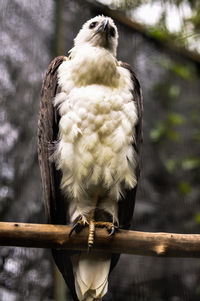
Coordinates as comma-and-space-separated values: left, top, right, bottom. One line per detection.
0, 222, 200, 257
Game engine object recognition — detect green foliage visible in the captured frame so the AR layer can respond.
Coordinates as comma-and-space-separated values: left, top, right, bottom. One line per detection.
191, 110, 200, 123
167, 112, 185, 125
181, 157, 200, 170
165, 157, 200, 173
150, 123, 180, 142
148, 27, 170, 42
193, 130, 200, 142
194, 212, 200, 224
160, 59, 196, 80
166, 128, 181, 142
188, 8, 200, 30
150, 122, 165, 142
168, 85, 180, 98
178, 180, 192, 196
165, 158, 178, 173
152, 83, 180, 101
150, 112, 185, 142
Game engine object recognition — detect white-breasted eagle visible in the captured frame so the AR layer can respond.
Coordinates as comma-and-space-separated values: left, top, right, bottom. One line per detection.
38, 15, 142, 301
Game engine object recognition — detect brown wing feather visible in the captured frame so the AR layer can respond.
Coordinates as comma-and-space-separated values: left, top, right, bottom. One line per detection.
118, 61, 143, 229
38, 56, 79, 301
38, 55, 67, 224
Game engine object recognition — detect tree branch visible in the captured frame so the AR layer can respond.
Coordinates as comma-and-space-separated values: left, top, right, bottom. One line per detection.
0, 222, 200, 257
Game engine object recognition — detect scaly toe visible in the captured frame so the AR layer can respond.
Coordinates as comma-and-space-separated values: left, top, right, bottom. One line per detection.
94, 221, 118, 236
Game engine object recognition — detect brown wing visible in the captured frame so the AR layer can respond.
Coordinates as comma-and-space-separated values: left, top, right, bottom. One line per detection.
118, 61, 143, 230
38, 56, 79, 301
38, 56, 67, 224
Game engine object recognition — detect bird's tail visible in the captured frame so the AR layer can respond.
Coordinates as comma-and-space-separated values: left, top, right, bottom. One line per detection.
71, 252, 111, 301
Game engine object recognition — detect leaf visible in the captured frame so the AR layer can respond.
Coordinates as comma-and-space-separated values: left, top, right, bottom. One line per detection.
188, 8, 200, 30
172, 64, 193, 80
148, 27, 168, 41
178, 181, 191, 196
168, 85, 180, 98
165, 159, 177, 173
160, 59, 196, 80
193, 130, 200, 142
166, 129, 181, 142
150, 123, 165, 142
181, 158, 200, 170
167, 113, 185, 125
195, 212, 200, 224
150, 117, 182, 142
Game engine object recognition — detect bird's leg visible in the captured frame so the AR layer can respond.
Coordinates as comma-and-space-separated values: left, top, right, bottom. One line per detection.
88, 209, 95, 251
69, 210, 97, 251
87, 210, 118, 250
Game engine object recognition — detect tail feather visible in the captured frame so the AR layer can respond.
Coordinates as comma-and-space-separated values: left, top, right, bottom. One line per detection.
72, 252, 111, 301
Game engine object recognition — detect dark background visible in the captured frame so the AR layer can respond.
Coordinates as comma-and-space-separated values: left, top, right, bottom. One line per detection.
0, 0, 200, 300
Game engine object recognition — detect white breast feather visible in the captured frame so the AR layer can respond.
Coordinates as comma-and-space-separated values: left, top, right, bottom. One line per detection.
54, 46, 138, 223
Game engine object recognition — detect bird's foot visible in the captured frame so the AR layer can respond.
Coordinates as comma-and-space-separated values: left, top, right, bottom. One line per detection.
88, 221, 118, 252
69, 215, 118, 251
69, 218, 86, 237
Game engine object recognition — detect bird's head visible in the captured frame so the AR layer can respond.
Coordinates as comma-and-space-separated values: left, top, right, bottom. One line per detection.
74, 16, 118, 57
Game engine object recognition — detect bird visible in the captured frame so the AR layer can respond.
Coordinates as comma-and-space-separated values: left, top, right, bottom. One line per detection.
38, 15, 142, 301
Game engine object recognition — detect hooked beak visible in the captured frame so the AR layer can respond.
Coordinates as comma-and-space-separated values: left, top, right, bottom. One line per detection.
102, 19, 109, 31
96, 19, 109, 34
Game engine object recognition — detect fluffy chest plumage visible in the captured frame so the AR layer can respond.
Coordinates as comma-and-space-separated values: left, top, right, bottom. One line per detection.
54, 47, 138, 202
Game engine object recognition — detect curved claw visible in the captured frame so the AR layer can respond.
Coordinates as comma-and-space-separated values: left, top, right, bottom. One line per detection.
69, 223, 78, 237
108, 225, 118, 236
108, 225, 115, 236
69, 221, 84, 237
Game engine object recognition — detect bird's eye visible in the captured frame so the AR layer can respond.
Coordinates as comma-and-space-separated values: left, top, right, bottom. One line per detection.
110, 27, 115, 37
89, 22, 97, 29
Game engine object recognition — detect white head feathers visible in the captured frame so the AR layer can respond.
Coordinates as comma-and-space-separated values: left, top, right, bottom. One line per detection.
73, 15, 118, 57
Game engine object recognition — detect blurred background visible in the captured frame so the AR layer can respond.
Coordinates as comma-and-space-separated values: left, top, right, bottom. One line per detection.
0, 0, 200, 300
